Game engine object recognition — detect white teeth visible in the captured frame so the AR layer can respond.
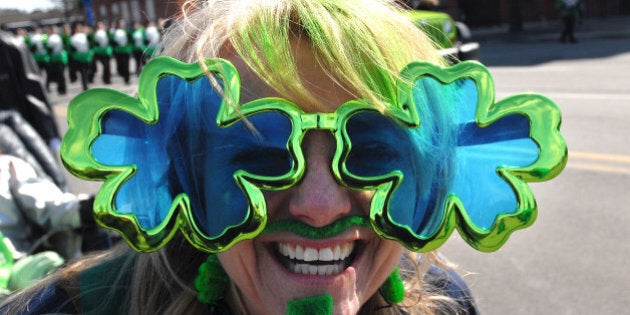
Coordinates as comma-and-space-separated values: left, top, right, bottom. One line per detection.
317, 265, 327, 275
328, 265, 339, 275
277, 242, 356, 276
303, 247, 318, 262
319, 247, 334, 261
290, 263, 344, 276
278, 242, 354, 263
295, 245, 304, 260
342, 243, 353, 259
333, 245, 341, 260
288, 244, 295, 259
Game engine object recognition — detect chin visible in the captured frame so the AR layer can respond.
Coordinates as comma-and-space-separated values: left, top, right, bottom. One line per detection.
219, 229, 402, 315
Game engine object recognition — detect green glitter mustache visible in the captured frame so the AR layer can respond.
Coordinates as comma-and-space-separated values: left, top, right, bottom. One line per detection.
262, 216, 371, 239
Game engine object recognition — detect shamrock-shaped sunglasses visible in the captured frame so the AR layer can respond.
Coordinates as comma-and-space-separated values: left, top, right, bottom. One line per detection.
61, 57, 567, 253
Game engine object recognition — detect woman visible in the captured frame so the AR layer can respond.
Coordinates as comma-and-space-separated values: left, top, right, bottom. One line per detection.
0, 0, 566, 314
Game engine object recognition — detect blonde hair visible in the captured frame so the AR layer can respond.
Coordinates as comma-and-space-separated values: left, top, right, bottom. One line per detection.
159, 0, 444, 112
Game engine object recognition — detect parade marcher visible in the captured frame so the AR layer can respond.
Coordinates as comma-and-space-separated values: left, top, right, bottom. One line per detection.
69, 22, 94, 91
28, 27, 49, 76
131, 21, 147, 75
61, 23, 78, 83
45, 25, 67, 96
85, 24, 97, 84
112, 19, 132, 84
144, 20, 161, 63
93, 21, 112, 84
14, 28, 29, 47
557, 0, 582, 43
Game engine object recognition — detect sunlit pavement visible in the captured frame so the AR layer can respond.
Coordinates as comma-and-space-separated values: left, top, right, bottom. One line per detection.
48, 61, 142, 195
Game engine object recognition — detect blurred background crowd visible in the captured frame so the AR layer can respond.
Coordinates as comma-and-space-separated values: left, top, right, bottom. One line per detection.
10, 18, 166, 95
0, 15, 159, 302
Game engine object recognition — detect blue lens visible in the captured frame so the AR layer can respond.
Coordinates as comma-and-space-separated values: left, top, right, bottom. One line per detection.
93, 93, 181, 231
224, 113, 293, 177
168, 80, 292, 238
345, 110, 445, 237
93, 75, 293, 238
345, 111, 409, 177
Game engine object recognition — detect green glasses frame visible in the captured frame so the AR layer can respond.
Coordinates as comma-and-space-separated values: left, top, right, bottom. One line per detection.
61, 56, 567, 253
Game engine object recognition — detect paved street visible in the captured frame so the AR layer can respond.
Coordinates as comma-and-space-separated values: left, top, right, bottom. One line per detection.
48, 60, 140, 195
440, 28, 630, 314
48, 17, 630, 315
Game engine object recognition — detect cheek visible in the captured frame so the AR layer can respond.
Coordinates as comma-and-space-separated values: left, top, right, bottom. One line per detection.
360, 240, 406, 300
355, 190, 375, 209
217, 241, 258, 297
262, 190, 289, 221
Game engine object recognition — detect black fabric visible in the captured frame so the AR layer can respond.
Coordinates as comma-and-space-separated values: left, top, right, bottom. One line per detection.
1, 260, 479, 314
0, 253, 133, 314
425, 265, 479, 314
1, 283, 77, 315
94, 54, 111, 84
78, 195, 122, 253
46, 60, 67, 94
114, 52, 130, 84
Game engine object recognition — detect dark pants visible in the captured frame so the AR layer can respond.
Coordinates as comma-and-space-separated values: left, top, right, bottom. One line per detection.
132, 50, 144, 74
560, 15, 577, 43
94, 54, 111, 84
46, 62, 66, 94
76, 61, 91, 91
89, 59, 96, 83
38, 62, 50, 90
35, 61, 47, 76
68, 57, 79, 82
114, 52, 130, 84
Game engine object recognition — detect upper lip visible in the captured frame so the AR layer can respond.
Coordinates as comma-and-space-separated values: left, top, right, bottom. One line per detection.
258, 225, 371, 247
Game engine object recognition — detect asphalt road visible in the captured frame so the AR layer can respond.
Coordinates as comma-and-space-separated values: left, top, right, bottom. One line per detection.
439, 36, 630, 314
49, 31, 630, 314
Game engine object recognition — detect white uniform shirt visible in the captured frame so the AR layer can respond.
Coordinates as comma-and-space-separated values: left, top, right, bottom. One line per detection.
46, 34, 64, 54
95, 29, 109, 48
70, 33, 90, 53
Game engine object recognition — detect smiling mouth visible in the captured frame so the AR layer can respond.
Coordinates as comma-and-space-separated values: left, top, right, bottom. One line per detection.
273, 241, 358, 276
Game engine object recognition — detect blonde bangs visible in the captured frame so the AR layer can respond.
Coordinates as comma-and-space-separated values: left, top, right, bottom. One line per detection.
160, 0, 444, 112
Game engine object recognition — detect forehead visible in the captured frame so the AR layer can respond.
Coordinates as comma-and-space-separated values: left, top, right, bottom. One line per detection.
224, 40, 356, 113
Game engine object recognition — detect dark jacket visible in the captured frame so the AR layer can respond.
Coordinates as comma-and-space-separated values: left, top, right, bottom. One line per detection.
0, 259, 478, 314
0, 31, 61, 146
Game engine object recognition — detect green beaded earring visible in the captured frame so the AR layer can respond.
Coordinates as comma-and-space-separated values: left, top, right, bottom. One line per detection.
379, 267, 405, 304
194, 254, 230, 311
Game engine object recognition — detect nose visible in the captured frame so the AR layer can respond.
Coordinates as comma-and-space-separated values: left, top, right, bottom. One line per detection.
288, 131, 352, 227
